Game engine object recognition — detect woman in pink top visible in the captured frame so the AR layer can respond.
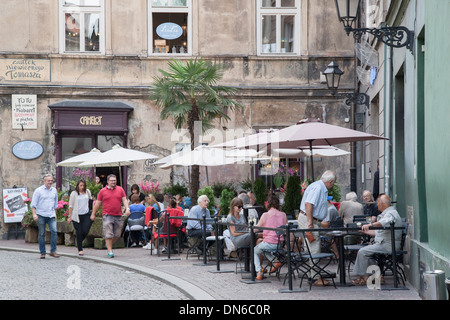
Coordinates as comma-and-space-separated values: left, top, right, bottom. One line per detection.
254, 195, 287, 280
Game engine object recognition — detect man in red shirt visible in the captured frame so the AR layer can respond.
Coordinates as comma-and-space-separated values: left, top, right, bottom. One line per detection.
91, 174, 130, 258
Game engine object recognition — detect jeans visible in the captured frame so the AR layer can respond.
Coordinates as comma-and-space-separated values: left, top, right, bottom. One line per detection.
254, 241, 279, 272
73, 214, 93, 251
37, 215, 57, 254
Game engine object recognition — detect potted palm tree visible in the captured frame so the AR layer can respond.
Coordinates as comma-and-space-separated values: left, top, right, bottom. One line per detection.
150, 58, 242, 205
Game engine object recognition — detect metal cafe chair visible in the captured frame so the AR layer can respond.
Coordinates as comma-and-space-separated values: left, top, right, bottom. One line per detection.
295, 229, 337, 289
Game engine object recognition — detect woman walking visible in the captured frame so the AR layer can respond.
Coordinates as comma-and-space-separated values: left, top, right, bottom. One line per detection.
68, 179, 93, 256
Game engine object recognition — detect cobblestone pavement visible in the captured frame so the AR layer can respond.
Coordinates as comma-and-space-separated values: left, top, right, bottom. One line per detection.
0, 239, 422, 301
0, 250, 189, 300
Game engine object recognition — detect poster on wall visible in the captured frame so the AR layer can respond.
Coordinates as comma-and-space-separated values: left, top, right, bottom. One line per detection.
2, 188, 28, 224
12, 94, 37, 129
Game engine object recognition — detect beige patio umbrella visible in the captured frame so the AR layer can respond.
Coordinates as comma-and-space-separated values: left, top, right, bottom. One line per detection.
212, 118, 387, 179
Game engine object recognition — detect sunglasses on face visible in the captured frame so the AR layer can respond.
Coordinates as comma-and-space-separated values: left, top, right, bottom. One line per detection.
237, 205, 243, 209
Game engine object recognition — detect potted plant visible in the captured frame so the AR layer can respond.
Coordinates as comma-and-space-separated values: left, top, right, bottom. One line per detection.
282, 175, 301, 218
219, 188, 235, 216
197, 186, 216, 212
252, 178, 267, 209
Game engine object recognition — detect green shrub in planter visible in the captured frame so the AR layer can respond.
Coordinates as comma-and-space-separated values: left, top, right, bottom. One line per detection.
282, 175, 301, 216
252, 178, 267, 208
163, 183, 189, 197
219, 189, 235, 215
197, 186, 216, 212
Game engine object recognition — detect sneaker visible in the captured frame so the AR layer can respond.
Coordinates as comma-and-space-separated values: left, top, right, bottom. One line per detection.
107, 251, 114, 258
143, 243, 153, 250
151, 249, 158, 255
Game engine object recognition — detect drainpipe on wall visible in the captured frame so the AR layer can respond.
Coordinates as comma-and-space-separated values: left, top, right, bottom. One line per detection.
384, 43, 393, 196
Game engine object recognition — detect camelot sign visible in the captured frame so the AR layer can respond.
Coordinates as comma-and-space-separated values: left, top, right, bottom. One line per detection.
80, 116, 103, 126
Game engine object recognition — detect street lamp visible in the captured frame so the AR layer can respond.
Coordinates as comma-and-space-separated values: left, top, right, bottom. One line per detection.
323, 61, 370, 109
334, 0, 414, 53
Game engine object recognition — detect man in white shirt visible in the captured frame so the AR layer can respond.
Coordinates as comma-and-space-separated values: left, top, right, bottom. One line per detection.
31, 174, 60, 259
352, 194, 403, 285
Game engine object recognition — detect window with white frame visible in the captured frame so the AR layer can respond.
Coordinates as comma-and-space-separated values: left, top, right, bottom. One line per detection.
59, 0, 105, 54
149, 0, 192, 55
257, 0, 300, 55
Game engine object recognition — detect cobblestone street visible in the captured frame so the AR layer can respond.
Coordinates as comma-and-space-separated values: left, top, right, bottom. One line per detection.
0, 250, 189, 300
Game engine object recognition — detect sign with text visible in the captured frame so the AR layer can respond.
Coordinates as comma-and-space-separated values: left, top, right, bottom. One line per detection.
3, 188, 28, 224
12, 94, 38, 129
156, 22, 183, 40
0, 58, 51, 82
12, 140, 44, 160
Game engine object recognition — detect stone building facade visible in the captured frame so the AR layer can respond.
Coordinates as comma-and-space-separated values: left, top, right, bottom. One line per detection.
0, 0, 357, 238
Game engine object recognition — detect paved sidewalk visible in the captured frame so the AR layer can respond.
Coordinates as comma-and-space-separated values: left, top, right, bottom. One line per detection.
0, 239, 422, 301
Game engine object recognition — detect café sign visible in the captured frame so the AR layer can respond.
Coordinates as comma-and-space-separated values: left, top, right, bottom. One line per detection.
80, 116, 103, 126
156, 22, 183, 40
12, 140, 44, 160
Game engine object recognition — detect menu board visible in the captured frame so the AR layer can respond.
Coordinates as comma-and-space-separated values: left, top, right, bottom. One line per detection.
3, 188, 28, 223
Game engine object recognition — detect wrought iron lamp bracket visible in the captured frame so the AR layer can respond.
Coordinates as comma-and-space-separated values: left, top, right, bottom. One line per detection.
347, 26, 414, 53
333, 91, 370, 110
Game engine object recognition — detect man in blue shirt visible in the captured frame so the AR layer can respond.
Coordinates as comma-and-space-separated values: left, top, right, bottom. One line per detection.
298, 171, 336, 251
298, 170, 336, 285
186, 195, 213, 253
31, 174, 60, 259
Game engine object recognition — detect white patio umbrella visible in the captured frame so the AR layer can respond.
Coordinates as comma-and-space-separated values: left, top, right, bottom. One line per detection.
79, 144, 158, 185
158, 145, 248, 185
56, 148, 102, 167
158, 145, 237, 168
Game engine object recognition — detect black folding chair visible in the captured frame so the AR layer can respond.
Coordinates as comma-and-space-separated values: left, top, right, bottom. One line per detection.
372, 222, 408, 285
296, 229, 337, 289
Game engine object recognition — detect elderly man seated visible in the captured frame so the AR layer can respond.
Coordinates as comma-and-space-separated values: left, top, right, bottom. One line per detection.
351, 194, 403, 285
186, 195, 213, 254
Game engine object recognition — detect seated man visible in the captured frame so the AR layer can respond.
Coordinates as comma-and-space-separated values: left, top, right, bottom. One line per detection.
351, 194, 403, 285
186, 195, 213, 254
362, 190, 379, 222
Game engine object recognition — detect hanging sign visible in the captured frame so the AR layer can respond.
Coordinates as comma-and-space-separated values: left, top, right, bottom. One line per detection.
12, 140, 44, 160
156, 22, 183, 40
3, 188, 28, 224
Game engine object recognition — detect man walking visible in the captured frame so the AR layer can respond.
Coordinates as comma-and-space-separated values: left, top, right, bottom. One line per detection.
31, 174, 60, 259
91, 174, 130, 258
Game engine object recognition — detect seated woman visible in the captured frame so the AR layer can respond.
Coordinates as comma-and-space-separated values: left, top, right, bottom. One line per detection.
153, 198, 183, 253
146, 194, 161, 217
253, 195, 287, 280
142, 196, 159, 251
127, 194, 146, 247
127, 184, 146, 205
227, 197, 252, 250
